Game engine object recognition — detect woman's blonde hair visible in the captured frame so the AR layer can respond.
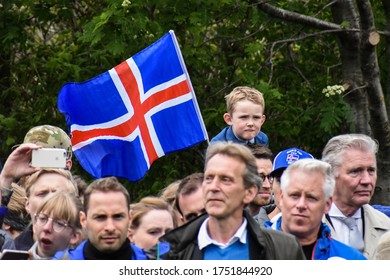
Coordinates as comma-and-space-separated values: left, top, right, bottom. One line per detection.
35, 191, 82, 230
130, 196, 178, 230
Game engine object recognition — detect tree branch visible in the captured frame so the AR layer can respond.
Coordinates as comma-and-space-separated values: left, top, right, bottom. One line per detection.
254, 0, 344, 30
268, 29, 359, 46
254, 0, 390, 37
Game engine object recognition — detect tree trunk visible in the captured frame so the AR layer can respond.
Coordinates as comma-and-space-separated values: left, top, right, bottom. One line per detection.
256, 0, 390, 204
357, 0, 390, 204
383, 0, 390, 118
330, 0, 371, 135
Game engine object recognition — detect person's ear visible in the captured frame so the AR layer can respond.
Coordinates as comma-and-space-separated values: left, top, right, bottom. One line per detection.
243, 184, 257, 205
25, 196, 30, 214
324, 196, 333, 214
70, 229, 83, 248
80, 211, 87, 229
66, 159, 72, 170
127, 227, 134, 242
2, 224, 10, 231
279, 191, 284, 210
223, 113, 233, 125
260, 114, 266, 126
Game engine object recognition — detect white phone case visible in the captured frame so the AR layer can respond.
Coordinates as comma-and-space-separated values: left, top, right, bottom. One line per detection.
31, 148, 67, 168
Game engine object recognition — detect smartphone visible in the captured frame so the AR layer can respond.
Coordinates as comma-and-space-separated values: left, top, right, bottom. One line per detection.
0, 249, 30, 260
31, 148, 67, 168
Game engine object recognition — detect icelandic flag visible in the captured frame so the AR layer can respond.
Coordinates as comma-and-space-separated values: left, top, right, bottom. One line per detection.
58, 30, 208, 182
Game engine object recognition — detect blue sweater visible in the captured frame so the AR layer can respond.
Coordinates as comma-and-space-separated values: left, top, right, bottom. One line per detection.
265, 218, 367, 260
52, 240, 148, 260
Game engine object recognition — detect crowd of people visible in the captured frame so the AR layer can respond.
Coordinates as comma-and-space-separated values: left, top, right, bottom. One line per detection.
1, 86, 390, 260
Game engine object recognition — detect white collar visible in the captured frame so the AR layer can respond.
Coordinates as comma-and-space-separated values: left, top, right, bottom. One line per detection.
329, 203, 361, 218
197, 217, 247, 250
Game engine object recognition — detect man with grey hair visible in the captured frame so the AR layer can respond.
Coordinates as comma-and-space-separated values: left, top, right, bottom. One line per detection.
161, 142, 305, 260
322, 133, 390, 259
265, 158, 366, 259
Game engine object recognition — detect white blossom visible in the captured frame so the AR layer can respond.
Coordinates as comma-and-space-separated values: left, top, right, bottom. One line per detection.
122, 0, 131, 8
322, 85, 345, 98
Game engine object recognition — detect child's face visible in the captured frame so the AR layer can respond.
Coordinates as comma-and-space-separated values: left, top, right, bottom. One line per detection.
224, 100, 265, 140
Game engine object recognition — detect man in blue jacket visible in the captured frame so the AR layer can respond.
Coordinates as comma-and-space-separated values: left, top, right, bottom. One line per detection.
265, 158, 366, 260
54, 177, 147, 260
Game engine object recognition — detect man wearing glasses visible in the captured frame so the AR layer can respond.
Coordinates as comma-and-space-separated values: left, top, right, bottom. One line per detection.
246, 144, 274, 220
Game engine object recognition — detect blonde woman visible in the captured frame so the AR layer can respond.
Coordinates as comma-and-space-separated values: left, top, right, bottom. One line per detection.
128, 196, 177, 259
29, 191, 83, 259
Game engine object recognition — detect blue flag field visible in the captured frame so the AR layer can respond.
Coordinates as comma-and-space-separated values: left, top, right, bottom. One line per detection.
58, 30, 208, 181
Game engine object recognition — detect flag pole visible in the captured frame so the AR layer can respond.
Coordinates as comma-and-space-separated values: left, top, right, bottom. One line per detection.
169, 30, 210, 145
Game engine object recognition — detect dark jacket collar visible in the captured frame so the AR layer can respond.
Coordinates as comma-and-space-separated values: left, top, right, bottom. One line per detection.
160, 211, 268, 259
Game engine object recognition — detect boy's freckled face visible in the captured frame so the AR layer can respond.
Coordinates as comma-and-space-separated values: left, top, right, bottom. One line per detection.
224, 100, 265, 141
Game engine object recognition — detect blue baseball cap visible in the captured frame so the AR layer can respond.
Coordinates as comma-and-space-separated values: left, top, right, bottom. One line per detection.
270, 147, 314, 177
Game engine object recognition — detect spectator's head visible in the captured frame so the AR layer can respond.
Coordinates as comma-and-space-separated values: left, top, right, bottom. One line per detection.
280, 158, 334, 245
32, 191, 82, 258
223, 86, 266, 141
322, 133, 378, 214
203, 142, 260, 219
159, 180, 181, 207
128, 196, 176, 249
81, 177, 130, 254
270, 148, 314, 179
2, 184, 30, 239
25, 168, 78, 217
247, 144, 274, 208
270, 148, 313, 210
72, 175, 88, 204
23, 125, 72, 170
159, 180, 182, 226
175, 173, 205, 223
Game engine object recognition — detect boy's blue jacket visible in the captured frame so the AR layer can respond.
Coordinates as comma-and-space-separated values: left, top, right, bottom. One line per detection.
210, 126, 268, 145
264, 217, 367, 260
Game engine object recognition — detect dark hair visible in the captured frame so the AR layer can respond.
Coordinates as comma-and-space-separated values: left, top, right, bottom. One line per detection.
175, 173, 204, 215
83, 177, 130, 214
247, 143, 273, 161
73, 175, 88, 197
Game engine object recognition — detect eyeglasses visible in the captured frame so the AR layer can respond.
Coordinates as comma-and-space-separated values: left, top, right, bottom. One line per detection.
34, 213, 69, 233
259, 174, 274, 184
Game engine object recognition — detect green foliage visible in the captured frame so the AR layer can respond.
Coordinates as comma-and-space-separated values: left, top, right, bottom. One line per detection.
1, 0, 377, 199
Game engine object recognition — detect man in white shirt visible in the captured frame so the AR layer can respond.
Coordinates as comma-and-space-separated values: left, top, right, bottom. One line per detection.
322, 133, 390, 259
161, 142, 305, 260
